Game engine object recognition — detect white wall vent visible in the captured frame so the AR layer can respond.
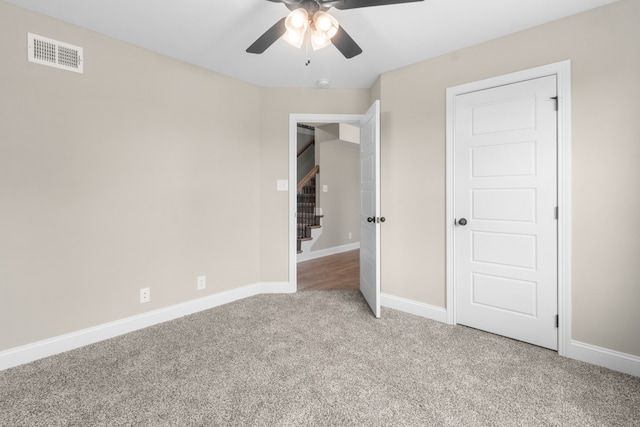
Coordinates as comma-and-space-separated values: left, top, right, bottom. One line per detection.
27, 33, 83, 74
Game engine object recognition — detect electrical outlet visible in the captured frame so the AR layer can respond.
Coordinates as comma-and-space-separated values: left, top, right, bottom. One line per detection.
197, 276, 206, 290
348, 232, 352, 240
140, 287, 150, 304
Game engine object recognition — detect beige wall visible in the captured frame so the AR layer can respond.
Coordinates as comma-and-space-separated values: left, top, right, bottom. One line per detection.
313, 138, 360, 251
379, 0, 640, 356
0, 3, 262, 350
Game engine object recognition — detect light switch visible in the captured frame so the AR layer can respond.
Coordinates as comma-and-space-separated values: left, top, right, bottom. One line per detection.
323, 185, 328, 192
277, 180, 289, 191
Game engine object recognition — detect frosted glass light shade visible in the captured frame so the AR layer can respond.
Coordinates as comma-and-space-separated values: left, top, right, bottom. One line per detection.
282, 8, 340, 51
313, 11, 339, 39
310, 28, 331, 50
284, 8, 309, 49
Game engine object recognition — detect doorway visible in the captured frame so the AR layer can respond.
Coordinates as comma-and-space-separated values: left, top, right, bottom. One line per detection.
446, 61, 572, 354
289, 102, 381, 317
295, 121, 360, 291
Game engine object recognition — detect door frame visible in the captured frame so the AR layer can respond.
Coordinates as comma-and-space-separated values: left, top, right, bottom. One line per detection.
288, 112, 368, 293
445, 60, 572, 356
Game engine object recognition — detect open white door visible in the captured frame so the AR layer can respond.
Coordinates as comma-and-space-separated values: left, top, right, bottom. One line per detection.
359, 101, 381, 318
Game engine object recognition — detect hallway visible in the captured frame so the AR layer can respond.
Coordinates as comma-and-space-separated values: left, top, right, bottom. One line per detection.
297, 250, 359, 291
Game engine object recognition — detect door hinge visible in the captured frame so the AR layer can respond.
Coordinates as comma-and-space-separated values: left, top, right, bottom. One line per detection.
551, 96, 558, 111
555, 314, 559, 328
555, 206, 558, 220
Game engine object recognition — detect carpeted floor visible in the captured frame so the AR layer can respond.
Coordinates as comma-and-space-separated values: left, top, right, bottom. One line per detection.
1, 290, 639, 426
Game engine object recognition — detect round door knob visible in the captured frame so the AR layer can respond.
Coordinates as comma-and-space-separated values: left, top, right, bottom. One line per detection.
367, 217, 375, 223
380, 217, 386, 223
458, 218, 467, 226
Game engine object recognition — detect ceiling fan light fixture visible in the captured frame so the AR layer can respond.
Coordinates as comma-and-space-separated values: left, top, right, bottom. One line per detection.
284, 28, 305, 48
285, 8, 308, 32
283, 8, 309, 48
313, 11, 339, 39
310, 28, 331, 50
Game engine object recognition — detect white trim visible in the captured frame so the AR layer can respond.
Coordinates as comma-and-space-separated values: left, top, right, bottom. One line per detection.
445, 61, 572, 355
382, 293, 639, 377
260, 281, 294, 294
0, 282, 289, 371
4, 282, 638, 378
289, 113, 366, 293
566, 340, 640, 377
556, 62, 572, 357
297, 242, 360, 263
381, 293, 448, 323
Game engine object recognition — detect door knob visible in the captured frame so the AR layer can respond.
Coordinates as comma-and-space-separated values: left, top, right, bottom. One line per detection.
367, 217, 375, 223
458, 218, 467, 226
379, 217, 386, 223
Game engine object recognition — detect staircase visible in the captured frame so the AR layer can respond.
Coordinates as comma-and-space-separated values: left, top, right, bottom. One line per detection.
297, 165, 323, 254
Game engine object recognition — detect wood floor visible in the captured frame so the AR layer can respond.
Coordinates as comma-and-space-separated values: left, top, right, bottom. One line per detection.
297, 249, 359, 291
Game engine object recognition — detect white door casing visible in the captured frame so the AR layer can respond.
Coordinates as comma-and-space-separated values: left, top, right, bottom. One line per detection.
454, 75, 558, 350
289, 101, 381, 318
447, 61, 572, 356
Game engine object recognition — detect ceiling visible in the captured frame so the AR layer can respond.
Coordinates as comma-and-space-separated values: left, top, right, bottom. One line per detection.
5, 0, 618, 89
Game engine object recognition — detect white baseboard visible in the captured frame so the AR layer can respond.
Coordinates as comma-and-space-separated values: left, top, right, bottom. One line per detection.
297, 242, 360, 263
566, 340, 640, 377
381, 294, 639, 377
4, 286, 638, 378
260, 281, 295, 294
380, 293, 448, 323
0, 282, 289, 372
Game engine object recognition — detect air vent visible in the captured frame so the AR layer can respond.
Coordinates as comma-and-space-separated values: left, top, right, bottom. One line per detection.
27, 33, 83, 74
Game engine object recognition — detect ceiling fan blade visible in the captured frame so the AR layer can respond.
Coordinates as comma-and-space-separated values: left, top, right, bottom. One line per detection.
265, 0, 299, 4
331, 26, 363, 59
325, 0, 423, 10
266, 0, 306, 11
246, 17, 287, 54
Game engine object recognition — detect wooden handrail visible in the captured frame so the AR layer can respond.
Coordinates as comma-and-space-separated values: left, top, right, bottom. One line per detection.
297, 165, 319, 191
297, 140, 315, 158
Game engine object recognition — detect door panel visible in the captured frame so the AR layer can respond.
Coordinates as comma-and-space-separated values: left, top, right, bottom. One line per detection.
455, 76, 558, 350
360, 101, 381, 318
472, 142, 536, 177
472, 189, 536, 222
472, 231, 537, 269
471, 95, 536, 134
472, 273, 537, 316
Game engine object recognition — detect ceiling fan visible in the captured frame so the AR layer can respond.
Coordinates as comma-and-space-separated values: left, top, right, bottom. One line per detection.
246, 0, 424, 59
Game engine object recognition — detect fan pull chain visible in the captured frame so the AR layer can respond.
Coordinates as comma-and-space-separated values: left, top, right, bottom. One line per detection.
305, 34, 311, 66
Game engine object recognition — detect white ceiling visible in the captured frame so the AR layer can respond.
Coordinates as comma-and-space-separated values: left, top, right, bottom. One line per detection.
5, 0, 618, 89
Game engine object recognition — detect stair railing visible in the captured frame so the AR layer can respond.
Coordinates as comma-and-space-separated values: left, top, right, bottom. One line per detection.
297, 165, 320, 243
297, 140, 315, 158
297, 165, 319, 192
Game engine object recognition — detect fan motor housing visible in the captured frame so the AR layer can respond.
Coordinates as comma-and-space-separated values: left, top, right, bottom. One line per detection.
285, 0, 323, 13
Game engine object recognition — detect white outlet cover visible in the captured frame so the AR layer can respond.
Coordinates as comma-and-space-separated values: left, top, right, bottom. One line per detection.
323, 185, 328, 192
140, 287, 150, 303
277, 180, 288, 191
197, 276, 206, 290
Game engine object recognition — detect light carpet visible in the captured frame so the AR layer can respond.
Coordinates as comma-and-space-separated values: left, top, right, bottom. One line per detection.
1, 290, 639, 426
